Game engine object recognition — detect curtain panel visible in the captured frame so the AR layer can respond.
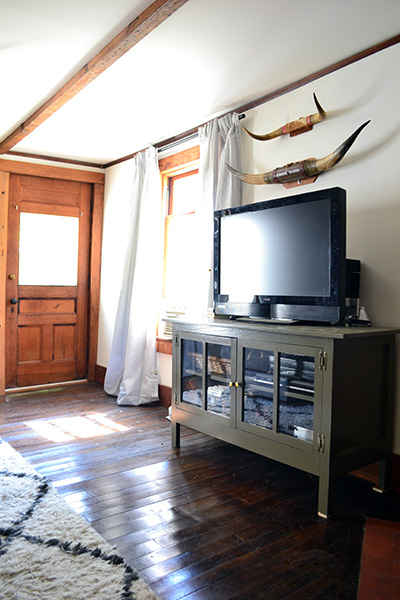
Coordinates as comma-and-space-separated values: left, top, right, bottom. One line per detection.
197, 112, 243, 315
104, 147, 162, 405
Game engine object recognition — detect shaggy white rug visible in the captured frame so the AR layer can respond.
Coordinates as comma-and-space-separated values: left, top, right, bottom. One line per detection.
0, 440, 159, 600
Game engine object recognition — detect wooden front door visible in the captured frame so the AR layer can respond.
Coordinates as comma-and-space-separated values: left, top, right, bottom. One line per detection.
5, 174, 92, 388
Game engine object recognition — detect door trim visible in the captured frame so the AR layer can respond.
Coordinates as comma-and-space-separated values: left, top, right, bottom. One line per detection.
0, 160, 104, 394
0, 172, 10, 394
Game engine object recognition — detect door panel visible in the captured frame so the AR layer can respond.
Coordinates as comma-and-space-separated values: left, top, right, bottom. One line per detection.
18, 326, 41, 362
15, 175, 83, 215
19, 299, 76, 314
6, 174, 91, 388
53, 325, 75, 360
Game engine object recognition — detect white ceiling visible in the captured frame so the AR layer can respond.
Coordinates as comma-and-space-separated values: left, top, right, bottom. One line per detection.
1, 0, 400, 167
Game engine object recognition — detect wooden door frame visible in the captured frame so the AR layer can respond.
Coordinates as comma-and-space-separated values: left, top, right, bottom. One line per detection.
0, 159, 105, 394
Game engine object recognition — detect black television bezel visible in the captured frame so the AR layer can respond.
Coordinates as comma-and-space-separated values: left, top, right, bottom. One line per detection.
213, 187, 347, 324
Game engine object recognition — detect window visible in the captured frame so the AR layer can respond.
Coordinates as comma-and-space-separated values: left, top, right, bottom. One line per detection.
164, 169, 199, 305
159, 145, 201, 333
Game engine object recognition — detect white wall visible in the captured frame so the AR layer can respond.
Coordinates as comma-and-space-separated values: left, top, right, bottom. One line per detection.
98, 43, 400, 452
240, 43, 400, 453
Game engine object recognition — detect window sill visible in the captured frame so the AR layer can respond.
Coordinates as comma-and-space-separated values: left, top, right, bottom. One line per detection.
156, 337, 172, 355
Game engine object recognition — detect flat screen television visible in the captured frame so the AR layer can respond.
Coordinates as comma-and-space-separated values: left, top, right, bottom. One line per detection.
213, 187, 358, 324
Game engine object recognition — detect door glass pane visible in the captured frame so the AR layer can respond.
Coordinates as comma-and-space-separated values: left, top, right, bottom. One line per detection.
278, 353, 315, 441
206, 343, 231, 417
19, 212, 79, 286
243, 348, 274, 429
181, 339, 202, 407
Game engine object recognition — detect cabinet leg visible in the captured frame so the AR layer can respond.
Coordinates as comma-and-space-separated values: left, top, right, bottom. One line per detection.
172, 421, 181, 448
317, 473, 335, 518
373, 457, 390, 493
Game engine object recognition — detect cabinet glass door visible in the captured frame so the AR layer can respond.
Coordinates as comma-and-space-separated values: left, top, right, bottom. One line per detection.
278, 352, 315, 442
238, 341, 320, 450
180, 336, 233, 420
181, 339, 203, 408
206, 342, 232, 418
242, 347, 274, 430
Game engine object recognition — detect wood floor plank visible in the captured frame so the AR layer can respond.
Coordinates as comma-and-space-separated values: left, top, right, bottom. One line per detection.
1, 382, 400, 600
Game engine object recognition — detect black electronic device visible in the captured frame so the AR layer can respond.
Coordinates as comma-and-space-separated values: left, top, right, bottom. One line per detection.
213, 187, 360, 324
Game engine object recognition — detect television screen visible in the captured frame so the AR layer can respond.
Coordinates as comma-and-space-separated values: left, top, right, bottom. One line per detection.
219, 199, 331, 299
213, 187, 347, 323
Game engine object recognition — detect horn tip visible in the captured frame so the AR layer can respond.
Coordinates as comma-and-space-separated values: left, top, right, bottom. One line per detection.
356, 120, 371, 135
225, 163, 237, 175
313, 92, 326, 119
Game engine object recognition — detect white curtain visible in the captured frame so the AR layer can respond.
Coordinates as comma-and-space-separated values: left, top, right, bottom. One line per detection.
196, 112, 243, 315
104, 147, 162, 405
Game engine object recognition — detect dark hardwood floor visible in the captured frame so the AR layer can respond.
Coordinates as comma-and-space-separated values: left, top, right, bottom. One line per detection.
1, 382, 399, 599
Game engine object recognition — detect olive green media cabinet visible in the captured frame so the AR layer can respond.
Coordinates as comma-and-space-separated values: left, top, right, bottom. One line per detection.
171, 319, 398, 517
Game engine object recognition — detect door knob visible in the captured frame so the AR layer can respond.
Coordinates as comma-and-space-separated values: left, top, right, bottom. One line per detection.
10, 298, 18, 305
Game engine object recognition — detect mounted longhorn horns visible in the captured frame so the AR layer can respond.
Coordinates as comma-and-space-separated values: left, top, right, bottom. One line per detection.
242, 93, 327, 140
226, 121, 370, 186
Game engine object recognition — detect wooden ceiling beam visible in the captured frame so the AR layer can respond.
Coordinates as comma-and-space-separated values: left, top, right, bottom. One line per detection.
0, 0, 189, 154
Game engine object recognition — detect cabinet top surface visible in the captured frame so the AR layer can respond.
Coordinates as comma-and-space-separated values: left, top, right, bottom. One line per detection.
170, 317, 400, 340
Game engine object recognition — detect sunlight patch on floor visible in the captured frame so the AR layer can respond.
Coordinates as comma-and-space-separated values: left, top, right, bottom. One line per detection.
24, 413, 130, 442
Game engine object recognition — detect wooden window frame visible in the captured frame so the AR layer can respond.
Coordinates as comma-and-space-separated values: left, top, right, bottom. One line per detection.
157, 145, 200, 353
